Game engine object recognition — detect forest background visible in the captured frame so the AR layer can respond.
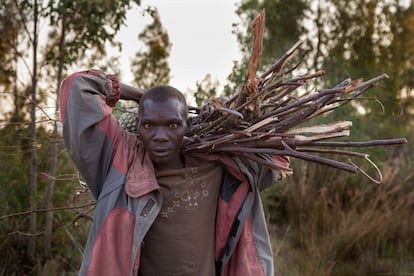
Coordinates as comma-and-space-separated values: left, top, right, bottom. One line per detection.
0, 0, 413, 275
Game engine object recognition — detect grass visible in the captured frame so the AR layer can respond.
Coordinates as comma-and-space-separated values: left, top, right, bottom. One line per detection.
266, 160, 414, 275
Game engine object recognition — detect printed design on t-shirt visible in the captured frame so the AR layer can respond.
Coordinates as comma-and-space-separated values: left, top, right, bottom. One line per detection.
160, 167, 210, 218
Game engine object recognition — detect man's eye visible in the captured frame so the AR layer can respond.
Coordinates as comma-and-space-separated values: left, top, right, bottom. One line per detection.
169, 123, 178, 128
143, 123, 152, 128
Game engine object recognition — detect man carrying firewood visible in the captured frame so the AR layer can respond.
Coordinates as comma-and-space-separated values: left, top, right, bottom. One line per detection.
59, 69, 289, 276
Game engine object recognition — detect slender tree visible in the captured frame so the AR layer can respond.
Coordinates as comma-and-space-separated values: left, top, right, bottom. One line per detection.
130, 7, 171, 89
29, 0, 40, 257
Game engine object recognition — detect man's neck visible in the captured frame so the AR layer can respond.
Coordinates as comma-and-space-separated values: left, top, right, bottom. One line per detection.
155, 154, 185, 171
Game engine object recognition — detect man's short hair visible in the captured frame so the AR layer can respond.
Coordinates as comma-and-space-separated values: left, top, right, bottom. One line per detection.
139, 85, 188, 120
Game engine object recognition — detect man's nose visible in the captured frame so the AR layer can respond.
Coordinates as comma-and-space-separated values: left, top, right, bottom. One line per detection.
153, 126, 168, 141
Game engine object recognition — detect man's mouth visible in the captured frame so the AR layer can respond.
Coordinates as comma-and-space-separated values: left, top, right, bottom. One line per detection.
151, 147, 171, 157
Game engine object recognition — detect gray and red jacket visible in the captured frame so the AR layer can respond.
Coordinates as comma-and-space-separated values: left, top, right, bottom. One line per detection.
60, 70, 287, 276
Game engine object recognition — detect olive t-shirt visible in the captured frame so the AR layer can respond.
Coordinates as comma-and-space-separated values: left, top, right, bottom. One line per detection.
138, 156, 223, 276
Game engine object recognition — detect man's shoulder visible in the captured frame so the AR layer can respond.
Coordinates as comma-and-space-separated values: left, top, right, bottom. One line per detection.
185, 154, 221, 169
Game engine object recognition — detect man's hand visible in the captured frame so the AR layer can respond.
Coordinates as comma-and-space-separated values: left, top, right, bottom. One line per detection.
272, 155, 290, 170
120, 83, 146, 104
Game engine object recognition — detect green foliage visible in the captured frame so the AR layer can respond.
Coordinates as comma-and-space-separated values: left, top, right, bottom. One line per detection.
44, 0, 141, 70
0, 124, 83, 274
193, 74, 220, 107
131, 7, 171, 89
313, 0, 414, 140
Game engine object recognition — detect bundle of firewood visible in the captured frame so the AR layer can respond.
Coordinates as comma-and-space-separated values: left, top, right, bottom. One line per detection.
119, 10, 407, 183
182, 10, 408, 183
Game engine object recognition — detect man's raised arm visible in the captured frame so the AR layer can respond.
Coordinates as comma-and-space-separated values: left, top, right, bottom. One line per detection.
59, 69, 144, 198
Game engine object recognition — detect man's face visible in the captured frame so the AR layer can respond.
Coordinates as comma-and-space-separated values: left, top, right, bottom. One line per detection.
138, 98, 187, 171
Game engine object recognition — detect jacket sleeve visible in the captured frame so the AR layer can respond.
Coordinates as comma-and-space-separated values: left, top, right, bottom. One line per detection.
59, 70, 125, 199
236, 154, 290, 192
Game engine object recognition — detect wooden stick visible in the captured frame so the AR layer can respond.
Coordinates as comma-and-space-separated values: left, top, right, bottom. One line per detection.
236, 9, 266, 108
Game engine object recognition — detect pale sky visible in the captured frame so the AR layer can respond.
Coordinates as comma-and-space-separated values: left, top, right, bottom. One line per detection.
113, 0, 242, 95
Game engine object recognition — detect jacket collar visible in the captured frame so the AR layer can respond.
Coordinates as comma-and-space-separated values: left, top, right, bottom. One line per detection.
125, 148, 159, 198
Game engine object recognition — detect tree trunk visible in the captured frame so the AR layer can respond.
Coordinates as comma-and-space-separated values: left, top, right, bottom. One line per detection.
313, 0, 323, 79
44, 129, 57, 254
28, 0, 39, 258
44, 13, 66, 254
